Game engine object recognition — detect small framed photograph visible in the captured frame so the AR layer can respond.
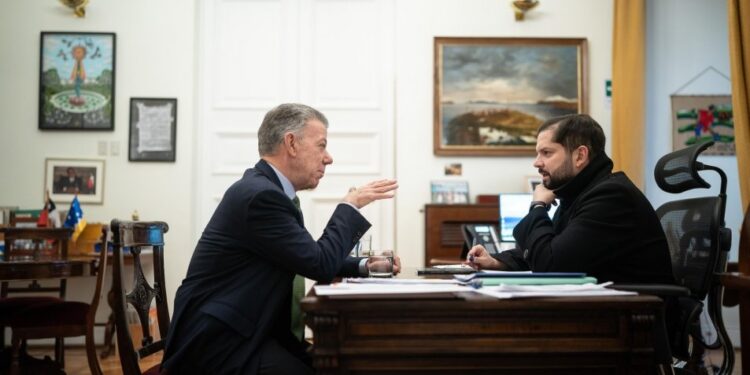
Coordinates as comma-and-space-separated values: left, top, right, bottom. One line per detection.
526, 175, 542, 192
430, 180, 470, 204
444, 163, 462, 176
129, 97, 177, 162
45, 158, 105, 204
39, 32, 116, 130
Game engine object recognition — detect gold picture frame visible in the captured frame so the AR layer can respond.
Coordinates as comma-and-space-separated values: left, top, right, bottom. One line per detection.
434, 37, 588, 156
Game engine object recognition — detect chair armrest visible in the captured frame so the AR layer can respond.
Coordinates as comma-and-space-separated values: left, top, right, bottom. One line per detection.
726, 262, 739, 273
721, 272, 750, 307
721, 272, 750, 289
607, 283, 691, 297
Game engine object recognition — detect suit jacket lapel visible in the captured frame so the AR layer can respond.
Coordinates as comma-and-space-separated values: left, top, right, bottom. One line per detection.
253, 159, 304, 225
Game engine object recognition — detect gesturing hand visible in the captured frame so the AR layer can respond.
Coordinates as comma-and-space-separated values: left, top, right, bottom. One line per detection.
343, 179, 398, 209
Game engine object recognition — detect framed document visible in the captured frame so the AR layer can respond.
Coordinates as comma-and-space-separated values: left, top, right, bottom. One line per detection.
128, 97, 177, 162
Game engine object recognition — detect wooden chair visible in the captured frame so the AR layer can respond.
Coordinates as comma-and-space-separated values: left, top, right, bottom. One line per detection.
111, 219, 170, 375
3, 226, 107, 375
721, 204, 750, 374
0, 227, 73, 368
7, 210, 42, 228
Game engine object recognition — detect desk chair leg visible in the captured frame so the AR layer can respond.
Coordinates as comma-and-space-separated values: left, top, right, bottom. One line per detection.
9, 335, 21, 375
100, 312, 117, 358
656, 364, 675, 375
54, 337, 65, 368
100, 290, 117, 359
86, 316, 103, 375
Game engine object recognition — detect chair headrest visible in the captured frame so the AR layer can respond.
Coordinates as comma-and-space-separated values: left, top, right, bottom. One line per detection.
654, 141, 713, 194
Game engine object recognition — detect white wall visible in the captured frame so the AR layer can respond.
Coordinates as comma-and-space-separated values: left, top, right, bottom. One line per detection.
0, 0, 196, 343
645, 0, 741, 347
394, 0, 614, 268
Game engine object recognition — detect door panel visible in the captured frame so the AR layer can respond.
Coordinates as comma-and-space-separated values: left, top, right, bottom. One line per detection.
197, 0, 395, 252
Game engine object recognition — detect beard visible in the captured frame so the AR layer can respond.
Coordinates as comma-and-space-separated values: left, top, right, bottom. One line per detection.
541, 155, 575, 190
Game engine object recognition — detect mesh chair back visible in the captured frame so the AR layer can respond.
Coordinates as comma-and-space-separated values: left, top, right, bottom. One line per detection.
654, 141, 712, 194
656, 197, 723, 299
653, 141, 734, 372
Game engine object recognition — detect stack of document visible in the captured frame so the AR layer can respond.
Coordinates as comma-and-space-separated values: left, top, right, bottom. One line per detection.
475, 281, 637, 299
313, 278, 475, 299
312, 274, 639, 300
454, 270, 597, 286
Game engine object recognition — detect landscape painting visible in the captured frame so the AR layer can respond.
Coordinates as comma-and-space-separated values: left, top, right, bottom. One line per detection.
434, 37, 587, 156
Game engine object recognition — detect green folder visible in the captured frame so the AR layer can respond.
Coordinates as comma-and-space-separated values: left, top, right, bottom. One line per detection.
479, 276, 598, 286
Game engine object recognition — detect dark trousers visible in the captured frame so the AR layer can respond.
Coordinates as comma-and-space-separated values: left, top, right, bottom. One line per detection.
163, 315, 313, 375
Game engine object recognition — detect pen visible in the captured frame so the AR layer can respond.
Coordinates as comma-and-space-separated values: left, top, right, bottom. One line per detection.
467, 238, 477, 264
458, 279, 483, 289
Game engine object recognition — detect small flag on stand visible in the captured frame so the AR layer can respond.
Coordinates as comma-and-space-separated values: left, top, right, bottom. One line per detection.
64, 195, 87, 241
38, 191, 62, 228
37, 204, 49, 228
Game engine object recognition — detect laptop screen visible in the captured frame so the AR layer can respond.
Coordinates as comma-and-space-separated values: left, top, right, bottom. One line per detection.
498, 193, 557, 242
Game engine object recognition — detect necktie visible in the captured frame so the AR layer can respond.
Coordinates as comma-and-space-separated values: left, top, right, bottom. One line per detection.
290, 196, 306, 341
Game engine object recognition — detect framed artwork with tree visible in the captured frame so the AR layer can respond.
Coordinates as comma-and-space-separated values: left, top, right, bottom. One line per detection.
39, 32, 116, 130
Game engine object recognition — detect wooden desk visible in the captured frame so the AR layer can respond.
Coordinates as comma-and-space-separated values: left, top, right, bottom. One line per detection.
0, 257, 96, 281
302, 280, 663, 374
0, 256, 99, 372
721, 272, 750, 375
0, 252, 126, 360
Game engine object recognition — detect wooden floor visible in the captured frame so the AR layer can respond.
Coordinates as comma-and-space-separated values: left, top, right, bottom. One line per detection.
24, 346, 742, 375
27, 347, 162, 375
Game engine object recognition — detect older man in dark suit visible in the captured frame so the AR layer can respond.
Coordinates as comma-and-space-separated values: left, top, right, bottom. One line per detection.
162, 103, 399, 374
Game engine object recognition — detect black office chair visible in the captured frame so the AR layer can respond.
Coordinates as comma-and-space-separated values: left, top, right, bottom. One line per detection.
617, 141, 733, 374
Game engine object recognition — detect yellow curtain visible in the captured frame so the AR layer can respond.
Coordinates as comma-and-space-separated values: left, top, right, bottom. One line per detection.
728, 0, 750, 208
611, 0, 646, 189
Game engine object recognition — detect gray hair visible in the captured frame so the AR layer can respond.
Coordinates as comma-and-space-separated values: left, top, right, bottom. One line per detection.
257, 103, 329, 156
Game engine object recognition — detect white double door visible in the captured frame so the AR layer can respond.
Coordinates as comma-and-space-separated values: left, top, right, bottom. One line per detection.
196, 0, 396, 252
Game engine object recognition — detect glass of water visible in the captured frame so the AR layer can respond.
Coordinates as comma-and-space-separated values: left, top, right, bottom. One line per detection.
367, 249, 394, 278
352, 234, 372, 257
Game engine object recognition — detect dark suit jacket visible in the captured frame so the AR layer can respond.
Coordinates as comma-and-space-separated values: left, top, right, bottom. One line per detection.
162, 159, 370, 374
495, 154, 674, 284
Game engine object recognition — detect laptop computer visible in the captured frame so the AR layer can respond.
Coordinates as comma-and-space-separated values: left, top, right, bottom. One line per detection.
498, 193, 557, 250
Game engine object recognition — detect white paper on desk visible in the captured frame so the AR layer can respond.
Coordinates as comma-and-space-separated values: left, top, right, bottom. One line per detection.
344, 278, 460, 285
314, 283, 474, 299
475, 282, 637, 299
454, 270, 531, 282
433, 264, 474, 269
